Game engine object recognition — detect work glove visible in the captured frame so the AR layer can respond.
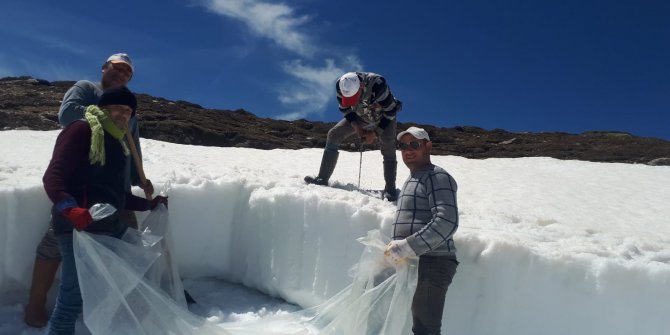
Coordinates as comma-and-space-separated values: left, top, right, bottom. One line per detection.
56, 198, 92, 231
365, 102, 382, 112
384, 239, 416, 264
63, 208, 94, 231
148, 195, 169, 210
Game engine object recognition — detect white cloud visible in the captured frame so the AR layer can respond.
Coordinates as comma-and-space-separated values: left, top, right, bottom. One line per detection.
199, 0, 364, 120
276, 57, 362, 120
202, 0, 315, 57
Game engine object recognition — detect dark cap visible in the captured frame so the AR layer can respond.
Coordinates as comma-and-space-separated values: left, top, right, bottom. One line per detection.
98, 86, 137, 115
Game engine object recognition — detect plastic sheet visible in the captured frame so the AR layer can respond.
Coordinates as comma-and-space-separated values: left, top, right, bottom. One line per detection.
132, 203, 187, 308
225, 230, 419, 335
88, 203, 117, 221
74, 207, 418, 334
74, 205, 223, 335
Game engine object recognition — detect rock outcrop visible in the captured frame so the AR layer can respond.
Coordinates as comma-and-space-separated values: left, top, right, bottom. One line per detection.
1, 76, 668, 165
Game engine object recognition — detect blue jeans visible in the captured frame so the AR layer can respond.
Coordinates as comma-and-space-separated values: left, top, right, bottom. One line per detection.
48, 234, 81, 335
411, 256, 459, 335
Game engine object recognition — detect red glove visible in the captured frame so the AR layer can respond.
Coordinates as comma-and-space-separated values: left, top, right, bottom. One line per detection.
62, 207, 93, 231
148, 196, 169, 210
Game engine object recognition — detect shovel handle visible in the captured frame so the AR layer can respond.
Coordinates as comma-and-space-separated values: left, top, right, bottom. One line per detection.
125, 132, 153, 200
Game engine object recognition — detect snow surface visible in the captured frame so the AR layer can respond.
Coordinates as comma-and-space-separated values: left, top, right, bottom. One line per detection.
1, 130, 670, 334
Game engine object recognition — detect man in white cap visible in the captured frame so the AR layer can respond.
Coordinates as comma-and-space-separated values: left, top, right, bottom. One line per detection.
385, 126, 459, 335
305, 72, 402, 201
58, 53, 134, 126
24, 53, 154, 327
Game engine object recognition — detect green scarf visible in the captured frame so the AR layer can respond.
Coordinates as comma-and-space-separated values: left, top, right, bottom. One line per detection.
84, 105, 129, 166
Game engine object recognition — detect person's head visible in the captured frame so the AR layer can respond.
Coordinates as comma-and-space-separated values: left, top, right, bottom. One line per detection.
101, 53, 134, 89
338, 72, 362, 107
98, 86, 137, 129
397, 127, 432, 172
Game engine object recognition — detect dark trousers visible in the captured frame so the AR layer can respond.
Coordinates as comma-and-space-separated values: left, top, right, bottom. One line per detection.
411, 255, 458, 335
325, 118, 397, 160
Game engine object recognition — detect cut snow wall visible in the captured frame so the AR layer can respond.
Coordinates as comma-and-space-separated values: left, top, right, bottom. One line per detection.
1, 180, 670, 334
0, 185, 51, 301
161, 180, 395, 307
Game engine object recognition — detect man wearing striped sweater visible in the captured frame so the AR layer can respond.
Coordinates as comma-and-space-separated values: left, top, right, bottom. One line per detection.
305, 72, 402, 201
385, 126, 459, 335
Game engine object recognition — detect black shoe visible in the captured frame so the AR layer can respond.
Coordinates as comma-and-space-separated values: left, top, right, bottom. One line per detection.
184, 290, 196, 305
382, 188, 398, 202
304, 176, 328, 186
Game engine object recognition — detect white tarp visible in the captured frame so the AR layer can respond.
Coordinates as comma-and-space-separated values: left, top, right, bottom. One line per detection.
73, 206, 418, 335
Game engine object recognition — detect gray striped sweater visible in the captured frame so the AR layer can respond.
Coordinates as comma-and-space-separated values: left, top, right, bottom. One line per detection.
336, 72, 401, 129
393, 164, 459, 257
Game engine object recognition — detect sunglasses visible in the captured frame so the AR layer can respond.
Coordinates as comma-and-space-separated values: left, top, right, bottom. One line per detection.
398, 141, 423, 151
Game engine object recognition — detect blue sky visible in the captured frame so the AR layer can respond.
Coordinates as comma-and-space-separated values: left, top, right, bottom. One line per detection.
1, 0, 668, 140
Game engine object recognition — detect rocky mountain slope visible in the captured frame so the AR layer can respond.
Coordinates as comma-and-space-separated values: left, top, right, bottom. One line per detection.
1, 76, 668, 165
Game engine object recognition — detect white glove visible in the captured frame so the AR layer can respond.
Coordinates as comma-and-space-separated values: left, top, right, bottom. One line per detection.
384, 239, 417, 264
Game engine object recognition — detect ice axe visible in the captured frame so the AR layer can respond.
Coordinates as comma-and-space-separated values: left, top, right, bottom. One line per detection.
125, 133, 196, 304
358, 137, 363, 189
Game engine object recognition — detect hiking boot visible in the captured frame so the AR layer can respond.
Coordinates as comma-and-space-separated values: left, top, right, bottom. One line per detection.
382, 160, 397, 201
185, 290, 197, 305
304, 149, 339, 186
304, 176, 329, 186
382, 188, 399, 202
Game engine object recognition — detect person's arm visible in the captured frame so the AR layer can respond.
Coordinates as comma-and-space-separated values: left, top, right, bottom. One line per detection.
124, 193, 150, 211
58, 81, 99, 127
125, 193, 167, 211
406, 171, 459, 256
43, 122, 91, 204
368, 76, 401, 135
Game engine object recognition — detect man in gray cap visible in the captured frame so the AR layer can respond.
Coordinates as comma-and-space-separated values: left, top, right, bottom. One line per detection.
385, 126, 460, 335
24, 53, 154, 328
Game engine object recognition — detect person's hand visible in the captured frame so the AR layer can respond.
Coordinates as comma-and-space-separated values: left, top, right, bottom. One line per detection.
148, 195, 168, 210
363, 130, 377, 144
384, 239, 416, 264
366, 102, 382, 112
142, 179, 154, 198
62, 208, 93, 231
352, 122, 366, 138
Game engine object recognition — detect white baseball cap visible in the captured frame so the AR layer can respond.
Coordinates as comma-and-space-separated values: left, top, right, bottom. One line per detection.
338, 72, 360, 97
397, 126, 430, 141
338, 72, 361, 107
106, 53, 134, 72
